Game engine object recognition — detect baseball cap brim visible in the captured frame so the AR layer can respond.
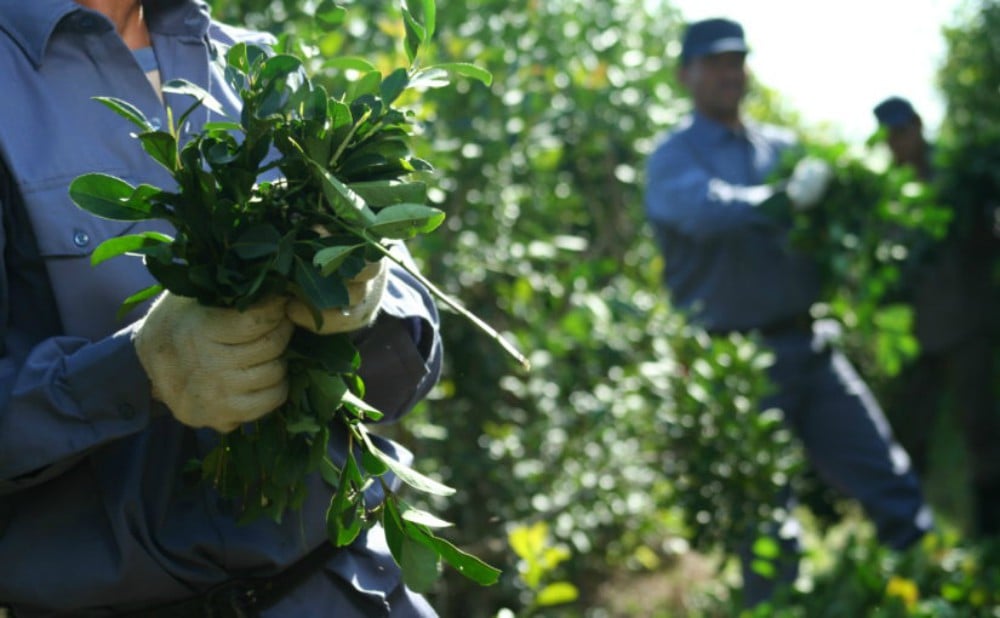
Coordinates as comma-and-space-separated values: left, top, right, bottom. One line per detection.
704, 37, 749, 56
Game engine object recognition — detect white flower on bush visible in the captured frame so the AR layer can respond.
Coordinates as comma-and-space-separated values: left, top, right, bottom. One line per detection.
787, 157, 833, 210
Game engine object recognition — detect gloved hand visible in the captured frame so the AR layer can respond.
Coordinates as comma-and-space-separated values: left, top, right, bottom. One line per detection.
134, 294, 295, 433
786, 157, 833, 210
286, 259, 389, 334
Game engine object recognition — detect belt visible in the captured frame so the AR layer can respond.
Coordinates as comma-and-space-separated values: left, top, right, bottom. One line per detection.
116, 541, 340, 618
708, 313, 813, 338
757, 313, 813, 337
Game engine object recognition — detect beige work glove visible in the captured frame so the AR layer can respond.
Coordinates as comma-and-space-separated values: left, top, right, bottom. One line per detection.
286, 259, 389, 334
786, 157, 834, 210
134, 294, 295, 433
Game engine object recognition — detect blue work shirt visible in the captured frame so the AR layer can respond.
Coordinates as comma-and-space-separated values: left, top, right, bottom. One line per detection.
0, 1, 442, 615
644, 112, 820, 331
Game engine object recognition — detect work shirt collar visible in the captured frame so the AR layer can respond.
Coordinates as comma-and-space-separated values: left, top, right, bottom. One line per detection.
689, 110, 758, 145
0, 0, 211, 68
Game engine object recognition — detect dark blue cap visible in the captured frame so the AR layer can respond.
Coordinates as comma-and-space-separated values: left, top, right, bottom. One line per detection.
681, 18, 749, 64
873, 96, 918, 128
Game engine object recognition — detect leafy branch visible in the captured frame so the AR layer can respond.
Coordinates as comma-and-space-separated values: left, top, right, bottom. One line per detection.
68, 2, 515, 592
763, 143, 952, 380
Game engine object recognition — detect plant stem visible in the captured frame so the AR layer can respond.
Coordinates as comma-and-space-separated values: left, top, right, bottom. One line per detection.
364, 236, 531, 370
328, 108, 373, 169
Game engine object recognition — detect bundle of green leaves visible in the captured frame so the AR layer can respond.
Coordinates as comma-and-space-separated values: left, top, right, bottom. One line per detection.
68, 1, 513, 593
764, 143, 952, 381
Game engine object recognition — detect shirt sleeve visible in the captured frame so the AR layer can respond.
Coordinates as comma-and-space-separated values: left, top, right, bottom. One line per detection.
346, 242, 442, 424
644, 135, 780, 241
0, 165, 158, 493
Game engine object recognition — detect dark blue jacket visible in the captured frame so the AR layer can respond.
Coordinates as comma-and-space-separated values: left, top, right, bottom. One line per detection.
644, 112, 818, 331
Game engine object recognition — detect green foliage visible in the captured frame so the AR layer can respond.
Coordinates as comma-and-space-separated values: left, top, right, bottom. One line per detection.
936, 0, 1000, 298
70, 5, 502, 591
711, 525, 1000, 617
648, 325, 804, 556
189, 1, 1000, 615
368, 1, 697, 610
764, 143, 952, 384
506, 521, 580, 615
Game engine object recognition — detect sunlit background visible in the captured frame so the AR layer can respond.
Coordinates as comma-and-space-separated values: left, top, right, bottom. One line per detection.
671, 0, 967, 142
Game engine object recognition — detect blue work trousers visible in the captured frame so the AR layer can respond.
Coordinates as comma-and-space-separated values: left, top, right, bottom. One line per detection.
740, 324, 933, 606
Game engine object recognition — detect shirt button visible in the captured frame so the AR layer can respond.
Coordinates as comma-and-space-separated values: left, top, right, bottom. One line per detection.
72, 229, 90, 248
118, 403, 137, 420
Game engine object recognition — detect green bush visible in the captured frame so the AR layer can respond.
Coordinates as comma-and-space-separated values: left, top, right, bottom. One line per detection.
180, 2, 1000, 615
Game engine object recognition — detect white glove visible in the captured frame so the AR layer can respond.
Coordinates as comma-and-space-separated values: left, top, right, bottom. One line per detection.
134, 294, 294, 433
286, 259, 389, 334
786, 157, 833, 210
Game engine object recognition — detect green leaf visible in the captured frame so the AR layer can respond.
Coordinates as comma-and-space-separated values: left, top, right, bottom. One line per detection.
360, 449, 389, 476
324, 56, 378, 73
162, 79, 227, 117
419, 0, 436, 40
399, 501, 453, 529
407, 523, 501, 586
291, 331, 359, 374
93, 96, 154, 131
226, 42, 250, 73
367, 203, 445, 239
423, 62, 492, 87
399, 534, 441, 593
272, 233, 295, 276
293, 255, 350, 311
314, 244, 364, 276
319, 457, 341, 487
751, 559, 777, 579
349, 180, 427, 207
366, 437, 455, 496
306, 370, 348, 421
383, 498, 407, 562
400, 4, 426, 64
296, 84, 328, 122
232, 225, 281, 259
69, 174, 151, 221
326, 451, 364, 546
202, 121, 244, 132
315, 0, 347, 26
285, 415, 322, 435
307, 425, 330, 471
379, 68, 409, 105
508, 522, 547, 562
91, 231, 174, 266
138, 131, 178, 173
116, 283, 164, 320
752, 536, 781, 560
350, 71, 382, 98
342, 391, 384, 422
408, 67, 450, 90
328, 100, 353, 135
536, 582, 579, 607
309, 161, 377, 226
260, 54, 303, 83
145, 258, 201, 298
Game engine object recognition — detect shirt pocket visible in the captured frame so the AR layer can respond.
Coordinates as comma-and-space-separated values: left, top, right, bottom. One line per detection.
19, 170, 168, 340
23, 169, 140, 257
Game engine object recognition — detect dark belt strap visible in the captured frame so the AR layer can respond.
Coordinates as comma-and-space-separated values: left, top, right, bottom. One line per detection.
708, 313, 813, 338
117, 541, 341, 618
757, 313, 813, 337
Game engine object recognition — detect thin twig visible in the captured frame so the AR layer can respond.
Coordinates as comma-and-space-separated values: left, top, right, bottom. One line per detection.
365, 236, 531, 371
